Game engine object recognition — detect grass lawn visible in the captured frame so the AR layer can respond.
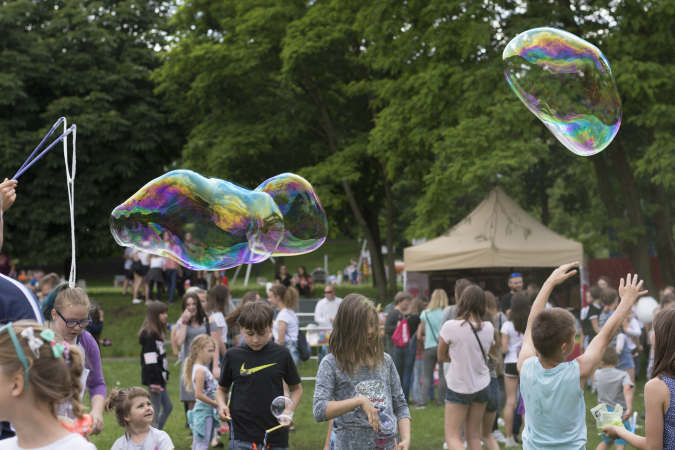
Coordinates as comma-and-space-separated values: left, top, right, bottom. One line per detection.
87, 290, 648, 449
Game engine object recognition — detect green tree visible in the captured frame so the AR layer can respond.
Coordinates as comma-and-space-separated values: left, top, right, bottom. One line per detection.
0, 0, 180, 267
154, 0, 418, 300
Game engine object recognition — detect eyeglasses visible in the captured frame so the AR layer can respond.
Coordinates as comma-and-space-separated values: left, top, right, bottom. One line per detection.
55, 310, 92, 329
510, 273, 522, 278
324, 290, 334, 294
0, 323, 29, 388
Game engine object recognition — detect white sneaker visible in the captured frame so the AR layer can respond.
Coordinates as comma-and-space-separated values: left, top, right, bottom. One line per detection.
444, 443, 449, 450
132, 298, 143, 304
498, 418, 505, 427
492, 429, 507, 444
505, 436, 519, 448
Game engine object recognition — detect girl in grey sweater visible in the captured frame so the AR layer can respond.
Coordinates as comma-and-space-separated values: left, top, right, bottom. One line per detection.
313, 294, 411, 450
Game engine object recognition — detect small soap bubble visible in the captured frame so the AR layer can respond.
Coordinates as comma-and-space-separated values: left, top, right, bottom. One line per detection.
110, 170, 327, 270
270, 396, 294, 425
503, 27, 621, 156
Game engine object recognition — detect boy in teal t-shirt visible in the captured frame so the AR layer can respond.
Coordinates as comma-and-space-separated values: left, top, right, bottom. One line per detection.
517, 263, 646, 450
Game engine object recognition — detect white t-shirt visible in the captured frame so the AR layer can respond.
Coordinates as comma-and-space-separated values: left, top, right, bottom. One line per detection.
135, 250, 150, 266
501, 321, 523, 364
273, 308, 299, 342
313, 297, 343, 327
439, 319, 494, 394
0, 434, 96, 450
210, 311, 228, 345
149, 256, 165, 269
111, 426, 174, 450
124, 247, 135, 270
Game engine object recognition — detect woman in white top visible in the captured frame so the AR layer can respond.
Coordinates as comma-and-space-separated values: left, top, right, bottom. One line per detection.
145, 255, 166, 304
438, 285, 495, 450
268, 284, 300, 366
206, 284, 230, 360
500, 293, 530, 446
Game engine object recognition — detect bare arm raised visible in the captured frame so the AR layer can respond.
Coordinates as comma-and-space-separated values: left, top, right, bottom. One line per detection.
577, 274, 646, 388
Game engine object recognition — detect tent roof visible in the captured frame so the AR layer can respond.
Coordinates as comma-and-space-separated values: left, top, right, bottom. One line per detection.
404, 187, 583, 272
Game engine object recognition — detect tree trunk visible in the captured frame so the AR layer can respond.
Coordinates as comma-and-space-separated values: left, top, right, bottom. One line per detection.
539, 182, 550, 226
381, 164, 398, 298
650, 180, 675, 287
597, 145, 657, 294
305, 81, 388, 302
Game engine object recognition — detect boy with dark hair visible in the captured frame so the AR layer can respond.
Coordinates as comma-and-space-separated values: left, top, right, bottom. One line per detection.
217, 301, 303, 450
594, 347, 634, 450
517, 263, 646, 449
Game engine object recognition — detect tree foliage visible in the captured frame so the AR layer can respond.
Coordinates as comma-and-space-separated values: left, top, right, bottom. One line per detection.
0, 0, 180, 267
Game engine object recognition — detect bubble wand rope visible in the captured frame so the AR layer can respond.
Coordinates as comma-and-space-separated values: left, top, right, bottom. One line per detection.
13, 118, 77, 288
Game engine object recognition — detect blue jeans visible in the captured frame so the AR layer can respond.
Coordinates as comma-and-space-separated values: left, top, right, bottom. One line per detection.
165, 269, 177, 302
412, 358, 424, 404
393, 337, 417, 403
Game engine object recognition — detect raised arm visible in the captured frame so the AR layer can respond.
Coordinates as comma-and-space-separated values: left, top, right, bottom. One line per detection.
517, 262, 579, 373
577, 274, 646, 386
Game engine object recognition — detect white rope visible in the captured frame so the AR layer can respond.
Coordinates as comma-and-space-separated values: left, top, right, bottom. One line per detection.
62, 119, 76, 288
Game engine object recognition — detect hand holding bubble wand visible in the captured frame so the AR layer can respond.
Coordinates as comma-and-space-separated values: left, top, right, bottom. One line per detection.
263, 396, 295, 448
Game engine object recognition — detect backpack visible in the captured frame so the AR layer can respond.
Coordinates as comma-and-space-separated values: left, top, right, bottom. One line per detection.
392, 316, 410, 348
297, 329, 311, 362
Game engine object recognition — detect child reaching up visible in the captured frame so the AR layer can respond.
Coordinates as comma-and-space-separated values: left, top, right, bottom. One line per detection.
516, 263, 646, 450
0, 321, 95, 450
594, 347, 634, 450
603, 307, 675, 449
183, 335, 220, 450
107, 387, 174, 450
313, 294, 411, 450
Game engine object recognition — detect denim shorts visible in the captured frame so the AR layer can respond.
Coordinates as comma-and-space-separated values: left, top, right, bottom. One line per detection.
486, 377, 499, 412
445, 383, 490, 405
284, 340, 300, 366
229, 440, 288, 450
617, 347, 635, 370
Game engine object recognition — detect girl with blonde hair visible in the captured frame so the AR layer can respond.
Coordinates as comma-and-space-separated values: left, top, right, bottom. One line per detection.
416, 289, 449, 408
41, 283, 107, 434
182, 335, 220, 450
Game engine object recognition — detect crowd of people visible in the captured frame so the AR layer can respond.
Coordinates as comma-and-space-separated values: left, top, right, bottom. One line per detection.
382, 269, 675, 450
1, 177, 675, 450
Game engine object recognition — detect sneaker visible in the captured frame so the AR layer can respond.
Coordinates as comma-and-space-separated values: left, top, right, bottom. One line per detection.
498, 418, 505, 427
492, 429, 507, 444
505, 436, 519, 448
413, 404, 426, 410
132, 298, 143, 304
443, 443, 449, 449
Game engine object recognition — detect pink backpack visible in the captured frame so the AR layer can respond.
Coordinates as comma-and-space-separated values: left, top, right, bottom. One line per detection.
392, 317, 410, 348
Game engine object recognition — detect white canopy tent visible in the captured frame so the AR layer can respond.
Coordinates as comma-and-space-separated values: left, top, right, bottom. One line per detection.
404, 187, 584, 272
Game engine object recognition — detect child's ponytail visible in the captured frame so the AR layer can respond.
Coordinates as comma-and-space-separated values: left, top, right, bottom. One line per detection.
65, 346, 86, 419
182, 334, 214, 393
0, 321, 86, 419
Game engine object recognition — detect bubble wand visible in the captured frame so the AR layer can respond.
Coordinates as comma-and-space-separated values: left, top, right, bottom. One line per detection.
13, 117, 76, 179
264, 396, 295, 448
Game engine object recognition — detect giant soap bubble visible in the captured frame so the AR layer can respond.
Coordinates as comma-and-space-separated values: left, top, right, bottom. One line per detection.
503, 27, 622, 156
110, 170, 327, 270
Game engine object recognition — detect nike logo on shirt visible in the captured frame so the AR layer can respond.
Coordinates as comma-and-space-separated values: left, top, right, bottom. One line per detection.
240, 363, 276, 376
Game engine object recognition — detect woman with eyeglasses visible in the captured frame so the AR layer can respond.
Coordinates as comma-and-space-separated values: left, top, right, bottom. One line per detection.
41, 283, 107, 435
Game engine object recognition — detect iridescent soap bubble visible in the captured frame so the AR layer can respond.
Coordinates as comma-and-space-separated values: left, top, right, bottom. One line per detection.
110, 170, 327, 270
503, 27, 622, 156
270, 396, 294, 426
256, 173, 328, 256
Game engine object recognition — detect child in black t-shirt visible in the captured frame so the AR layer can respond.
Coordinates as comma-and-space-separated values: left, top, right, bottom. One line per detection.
217, 301, 303, 450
